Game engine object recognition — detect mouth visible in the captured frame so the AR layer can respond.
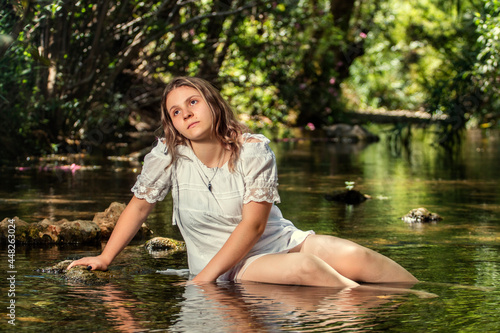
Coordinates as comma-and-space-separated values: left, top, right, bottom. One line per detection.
187, 121, 199, 129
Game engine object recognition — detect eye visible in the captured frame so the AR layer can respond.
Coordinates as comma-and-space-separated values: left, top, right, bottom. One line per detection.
172, 110, 180, 116
189, 99, 198, 106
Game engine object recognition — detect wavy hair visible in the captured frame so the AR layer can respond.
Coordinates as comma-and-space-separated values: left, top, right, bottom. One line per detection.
160, 76, 247, 171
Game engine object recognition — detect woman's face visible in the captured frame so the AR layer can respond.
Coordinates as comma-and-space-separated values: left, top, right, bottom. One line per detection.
166, 86, 214, 143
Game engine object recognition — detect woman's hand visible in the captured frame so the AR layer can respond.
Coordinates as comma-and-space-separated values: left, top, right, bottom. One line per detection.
67, 255, 110, 271
66, 196, 155, 272
191, 272, 215, 283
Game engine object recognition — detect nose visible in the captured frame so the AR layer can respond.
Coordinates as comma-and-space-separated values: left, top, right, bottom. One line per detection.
182, 109, 193, 119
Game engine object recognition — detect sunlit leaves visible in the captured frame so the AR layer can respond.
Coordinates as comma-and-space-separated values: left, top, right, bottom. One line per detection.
473, 0, 500, 92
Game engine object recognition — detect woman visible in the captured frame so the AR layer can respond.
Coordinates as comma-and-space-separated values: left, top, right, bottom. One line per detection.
69, 77, 418, 287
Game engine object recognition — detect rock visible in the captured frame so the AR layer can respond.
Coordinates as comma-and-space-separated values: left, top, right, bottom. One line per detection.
36, 260, 75, 274
323, 124, 379, 143
36, 260, 112, 285
92, 202, 126, 238
65, 266, 111, 285
0, 217, 100, 244
401, 208, 442, 223
1, 202, 151, 245
36, 237, 185, 285
144, 237, 186, 258
93, 202, 151, 239
324, 190, 371, 205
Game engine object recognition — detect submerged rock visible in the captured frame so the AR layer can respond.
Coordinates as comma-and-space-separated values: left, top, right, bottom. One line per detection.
144, 237, 186, 258
0, 202, 151, 245
325, 190, 371, 205
402, 208, 442, 223
65, 266, 111, 285
36, 260, 112, 285
37, 260, 75, 274
37, 237, 185, 285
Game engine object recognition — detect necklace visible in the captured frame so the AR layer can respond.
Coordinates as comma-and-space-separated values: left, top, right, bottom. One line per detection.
198, 149, 225, 192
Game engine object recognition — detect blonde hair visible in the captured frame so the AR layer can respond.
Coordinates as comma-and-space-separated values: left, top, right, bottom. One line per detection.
160, 76, 247, 171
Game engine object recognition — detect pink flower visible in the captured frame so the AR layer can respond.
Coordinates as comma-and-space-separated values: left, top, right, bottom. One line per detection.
306, 122, 315, 131
329, 77, 336, 85
359, 32, 367, 39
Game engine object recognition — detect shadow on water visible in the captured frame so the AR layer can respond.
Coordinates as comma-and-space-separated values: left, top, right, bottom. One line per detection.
1, 128, 499, 332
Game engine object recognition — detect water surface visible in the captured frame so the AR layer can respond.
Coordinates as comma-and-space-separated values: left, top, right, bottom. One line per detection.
1, 128, 499, 332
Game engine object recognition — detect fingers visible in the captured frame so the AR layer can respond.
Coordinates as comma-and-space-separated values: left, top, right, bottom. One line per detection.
66, 258, 99, 271
66, 258, 85, 270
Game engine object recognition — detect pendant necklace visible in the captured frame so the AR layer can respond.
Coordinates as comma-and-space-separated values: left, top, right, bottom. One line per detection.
199, 149, 225, 192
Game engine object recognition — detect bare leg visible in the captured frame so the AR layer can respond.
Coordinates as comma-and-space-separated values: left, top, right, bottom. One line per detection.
295, 235, 418, 283
239, 252, 359, 288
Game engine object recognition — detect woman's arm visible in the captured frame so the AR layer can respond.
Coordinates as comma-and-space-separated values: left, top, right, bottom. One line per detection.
192, 201, 272, 282
67, 196, 155, 271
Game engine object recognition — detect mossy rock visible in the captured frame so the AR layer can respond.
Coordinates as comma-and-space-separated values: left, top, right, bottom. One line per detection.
65, 266, 112, 285
401, 208, 442, 223
36, 260, 112, 285
36, 237, 185, 285
1, 202, 151, 245
0, 217, 101, 244
144, 237, 186, 258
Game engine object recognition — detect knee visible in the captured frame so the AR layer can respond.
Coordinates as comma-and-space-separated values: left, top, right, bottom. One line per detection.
286, 254, 328, 283
344, 243, 373, 262
339, 244, 379, 280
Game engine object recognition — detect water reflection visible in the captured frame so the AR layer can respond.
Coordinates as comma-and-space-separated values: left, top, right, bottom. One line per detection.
169, 281, 438, 332
71, 280, 430, 332
69, 284, 145, 333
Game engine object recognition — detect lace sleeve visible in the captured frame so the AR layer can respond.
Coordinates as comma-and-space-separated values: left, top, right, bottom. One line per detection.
240, 134, 281, 204
131, 139, 172, 203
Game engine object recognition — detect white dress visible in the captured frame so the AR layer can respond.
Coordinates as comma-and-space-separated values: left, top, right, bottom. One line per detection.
132, 133, 313, 281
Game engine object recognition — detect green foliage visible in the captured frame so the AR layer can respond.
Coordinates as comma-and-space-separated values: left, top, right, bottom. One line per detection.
344, 0, 471, 112
471, 0, 500, 125
2, 0, 498, 160
2, 0, 373, 159
1, 0, 236, 158
345, 181, 355, 190
474, 0, 500, 89
343, 0, 499, 146
219, 0, 373, 129
0, 3, 40, 156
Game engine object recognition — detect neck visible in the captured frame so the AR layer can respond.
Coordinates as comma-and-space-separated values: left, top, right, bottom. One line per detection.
190, 140, 225, 168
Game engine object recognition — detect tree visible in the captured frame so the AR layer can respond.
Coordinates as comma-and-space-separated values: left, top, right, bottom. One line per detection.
342, 0, 497, 147
0, 0, 262, 158
215, 0, 380, 131
472, 0, 500, 124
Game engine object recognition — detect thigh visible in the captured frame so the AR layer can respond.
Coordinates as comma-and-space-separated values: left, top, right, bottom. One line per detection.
299, 234, 376, 278
299, 234, 418, 283
238, 252, 358, 288
300, 234, 368, 257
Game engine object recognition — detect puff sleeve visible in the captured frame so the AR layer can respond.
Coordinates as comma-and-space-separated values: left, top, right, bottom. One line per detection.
240, 134, 281, 204
131, 139, 173, 203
